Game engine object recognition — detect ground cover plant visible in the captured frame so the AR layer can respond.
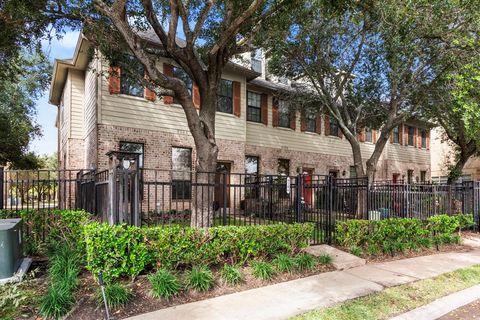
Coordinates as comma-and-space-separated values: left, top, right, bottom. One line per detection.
293, 264, 480, 320
251, 261, 276, 280
185, 266, 214, 292
96, 283, 132, 309
147, 269, 181, 300
220, 264, 244, 286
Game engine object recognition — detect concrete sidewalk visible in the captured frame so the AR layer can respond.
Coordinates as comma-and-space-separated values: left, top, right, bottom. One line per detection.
126, 250, 480, 320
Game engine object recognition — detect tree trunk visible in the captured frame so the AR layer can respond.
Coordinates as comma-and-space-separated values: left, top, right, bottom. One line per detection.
447, 149, 475, 185
366, 129, 391, 184
190, 89, 219, 228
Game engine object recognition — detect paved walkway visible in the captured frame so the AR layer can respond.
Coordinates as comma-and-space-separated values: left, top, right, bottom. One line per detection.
126, 250, 480, 320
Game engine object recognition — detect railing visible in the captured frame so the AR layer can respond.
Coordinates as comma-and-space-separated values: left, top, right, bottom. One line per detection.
1, 167, 479, 245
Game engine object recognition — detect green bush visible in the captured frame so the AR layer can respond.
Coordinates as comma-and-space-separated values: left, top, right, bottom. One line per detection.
275, 254, 296, 273
251, 261, 276, 280
85, 222, 314, 280
350, 246, 363, 257
336, 214, 472, 256
96, 283, 132, 309
39, 284, 76, 319
0, 209, 91, 256
185, 266, 214, 292
147, 269, 181, 300
220, 264, 244, 286
295, 253, 316, 271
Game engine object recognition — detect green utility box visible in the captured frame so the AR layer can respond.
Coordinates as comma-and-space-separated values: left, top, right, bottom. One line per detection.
0, 219, 23, 279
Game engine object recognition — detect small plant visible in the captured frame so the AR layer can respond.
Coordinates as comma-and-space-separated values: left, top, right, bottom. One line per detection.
39, 285, 75, 319
147, 269, 181, 300
220, 264, 244, 286
185, 266, 214, 292
294, 253, 316, 271
318, 253, 333, 265
350, 246, 363, 257
275, 254, 296, 273
96, 283, 131, 309
251, 261, 276, 280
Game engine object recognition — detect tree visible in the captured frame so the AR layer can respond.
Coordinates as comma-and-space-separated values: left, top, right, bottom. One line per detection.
427, 61, 480, 184
0, 51, 51, 168
41, 0, 297, 227
267, 0, 480, 181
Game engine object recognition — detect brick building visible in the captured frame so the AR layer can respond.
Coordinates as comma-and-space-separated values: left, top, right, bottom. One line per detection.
49, 33, 432, 185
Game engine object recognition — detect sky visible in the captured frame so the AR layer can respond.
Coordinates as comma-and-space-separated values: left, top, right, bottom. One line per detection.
30, 30, 80, 156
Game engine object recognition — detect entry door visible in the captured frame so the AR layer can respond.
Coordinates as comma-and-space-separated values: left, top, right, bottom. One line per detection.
215, 162, 231, 208
303, 169, 314, 206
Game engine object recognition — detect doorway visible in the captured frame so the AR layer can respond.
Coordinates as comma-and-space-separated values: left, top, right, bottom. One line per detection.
215, 162, 231, 208
303, 169, 314, 207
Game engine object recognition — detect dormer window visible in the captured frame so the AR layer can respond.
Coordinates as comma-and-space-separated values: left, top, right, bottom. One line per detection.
251, 49, 262, 74
120, 58, 144, 97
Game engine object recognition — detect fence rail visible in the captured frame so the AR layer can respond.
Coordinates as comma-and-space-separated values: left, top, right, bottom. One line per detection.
1, 167, 479, 244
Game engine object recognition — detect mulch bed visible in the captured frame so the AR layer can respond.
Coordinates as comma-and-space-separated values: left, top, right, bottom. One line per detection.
438, 298, 480, 320
66, 263, 335, 320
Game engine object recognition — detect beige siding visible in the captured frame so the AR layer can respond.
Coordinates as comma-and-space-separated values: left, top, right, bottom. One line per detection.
70, 69, 85, 139
60, 76, 71, 145
387, 143, 430, 164
99, 60, 246, 142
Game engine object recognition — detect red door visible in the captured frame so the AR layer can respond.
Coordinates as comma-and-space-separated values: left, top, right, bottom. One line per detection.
303, 170, 313, 206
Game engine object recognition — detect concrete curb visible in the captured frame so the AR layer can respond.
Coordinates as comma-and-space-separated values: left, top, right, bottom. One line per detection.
390, 284, 480, 320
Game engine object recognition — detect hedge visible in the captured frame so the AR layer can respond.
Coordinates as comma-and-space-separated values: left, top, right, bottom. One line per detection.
335, 214, 474, 255
84, 222, 315, 281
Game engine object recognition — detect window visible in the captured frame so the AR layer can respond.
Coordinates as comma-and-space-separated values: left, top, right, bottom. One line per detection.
245, 156, 259, 198
278, 100, 291, 128
407, 170, 414, 184
420, 171, 426, 183
247, 91, 262, 123
119, 142, 144, 168
393, 126, 400, 144
173, 67, 193, 98
421, 129, 427, 148
251, 49, 262, 73
278, 159, 290, 176
365, 128, 373, 143
407, 126, 415, 146
172, 147, 192, 200
305, 111, 316, 133
329, 117, 339, 137
120, 58, 145, 97
217, 79, 233, 114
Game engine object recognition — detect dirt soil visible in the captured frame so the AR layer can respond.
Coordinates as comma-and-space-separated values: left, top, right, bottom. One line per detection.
66, 263, 334, 320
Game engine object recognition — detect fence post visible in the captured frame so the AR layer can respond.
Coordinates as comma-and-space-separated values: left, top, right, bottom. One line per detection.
326, 175, 333, 245
295, 174, 302, 223
0, 167, 4, 210
223, 172, 227, 226
132, 169, 140, 227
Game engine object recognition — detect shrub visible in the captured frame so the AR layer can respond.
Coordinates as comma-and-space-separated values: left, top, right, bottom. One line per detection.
147, 269, 181, 300
336, 214, 471, 257
39, 284, 76, 319
295, 253, 316, 271
251, 261, 276, 280
275, 254, 296, 273
85, 222, 314, 280
318, 253, 333, 265
220, 264, 244, 286
84, 222, 153, 281
185, 266, 214, 292
96, 283, 132, 309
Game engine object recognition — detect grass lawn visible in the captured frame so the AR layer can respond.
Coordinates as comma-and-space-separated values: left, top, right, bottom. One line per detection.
293, 264, 480, 320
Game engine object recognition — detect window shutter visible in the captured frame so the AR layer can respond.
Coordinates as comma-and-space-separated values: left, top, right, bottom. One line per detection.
324, 114, 330, 136
399, 124, 404, 145
418, 129, 423, 149
272, 98, 279, 127
290, 112, 296, 130
359, 128, 366, 142
373, 129, 377, 143
233, 81, 241, 117
339, 128, 343, 138
404, 124, 408, 145
413, 127, 417, 147
144, 71, 156, 102
426, 130, 430, 150
390, 130, 394, 143
108, 66, 121, 94
192, 83, 201, 109
261, 94, 268, 125
300, 111, 307, 132
315, 114, 322, 134
163, 63, 174, 104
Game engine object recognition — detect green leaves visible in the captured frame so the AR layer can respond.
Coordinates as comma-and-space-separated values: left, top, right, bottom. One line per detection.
147, 269, 181, 300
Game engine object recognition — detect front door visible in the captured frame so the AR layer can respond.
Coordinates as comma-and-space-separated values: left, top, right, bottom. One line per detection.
303, 169, 314, 207
215, 162, 231, 208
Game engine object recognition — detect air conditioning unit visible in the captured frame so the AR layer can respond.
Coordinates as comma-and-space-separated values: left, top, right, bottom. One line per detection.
0, 218, 23, 280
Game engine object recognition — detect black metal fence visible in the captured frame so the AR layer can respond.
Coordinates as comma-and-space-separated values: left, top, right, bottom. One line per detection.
1, 167, 479, 244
